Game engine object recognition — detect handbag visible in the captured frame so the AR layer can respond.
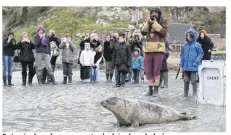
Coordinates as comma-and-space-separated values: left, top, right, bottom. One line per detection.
13, 50, 20, 62
119, 64, 128, 74
52, 46, 60, 57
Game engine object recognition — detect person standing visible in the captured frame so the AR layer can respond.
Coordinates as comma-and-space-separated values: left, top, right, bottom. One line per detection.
112, 34, 131, 87
159, 40, 172, 88
180, 28, 204, 98
59, 34, 76, 84
90, 33, 102, 82
79, 33, 91, 80
197, 29, 214, 60
16, 32, 35, 86
131, 48, 144, 84
33, 25, 56, 85
80, 42, 94, 82
141, 8, 168, 97
2, 32, 17, 86
103, 34, 114, 82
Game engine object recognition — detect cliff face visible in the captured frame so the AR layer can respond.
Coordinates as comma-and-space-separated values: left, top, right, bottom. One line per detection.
2, 6, 225, 39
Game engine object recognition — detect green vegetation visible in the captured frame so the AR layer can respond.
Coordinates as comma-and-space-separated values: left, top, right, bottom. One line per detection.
5, 7, 130, 41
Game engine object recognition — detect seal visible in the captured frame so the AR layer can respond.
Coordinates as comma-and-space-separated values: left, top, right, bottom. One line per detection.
100, 97, 196, 127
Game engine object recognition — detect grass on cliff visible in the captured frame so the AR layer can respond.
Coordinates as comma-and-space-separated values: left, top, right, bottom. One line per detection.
13, 7, 130, 42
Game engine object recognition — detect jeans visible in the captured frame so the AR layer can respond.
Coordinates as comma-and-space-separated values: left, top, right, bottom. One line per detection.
3, 55, 14, 77
132, 69, 140, 83
91, 67, 99, 82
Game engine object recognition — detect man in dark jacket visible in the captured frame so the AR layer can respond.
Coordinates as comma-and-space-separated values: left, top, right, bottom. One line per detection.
33, 25, 56, 85
197, 29, 214, 60
112, 34, 131, 87
2, 32, 17, 86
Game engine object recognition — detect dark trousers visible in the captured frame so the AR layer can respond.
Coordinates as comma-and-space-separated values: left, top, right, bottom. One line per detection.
83, 66, 91, 80
132, 69, 140, 83
50, 56, 58, 71
63, 62, 73, 76
21, 62, 34, 83
21, 62, 34, 77
115, 67, 126, 85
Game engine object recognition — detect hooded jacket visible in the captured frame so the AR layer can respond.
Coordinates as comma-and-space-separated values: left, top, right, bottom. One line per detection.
141, 8, 168, 53
131, 48, 144, 70
180, 28, 204, 71
79, 46, 95, 66
33, 25, 50, 54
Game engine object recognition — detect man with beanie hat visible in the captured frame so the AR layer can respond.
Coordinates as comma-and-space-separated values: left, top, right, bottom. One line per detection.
33, 25, 56, 85
2, 32, 17, 86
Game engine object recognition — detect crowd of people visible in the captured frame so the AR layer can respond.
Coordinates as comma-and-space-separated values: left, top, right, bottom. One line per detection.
2, 8, 214, 98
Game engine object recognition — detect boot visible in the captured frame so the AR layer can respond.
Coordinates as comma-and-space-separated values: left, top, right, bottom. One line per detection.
109, 72, 113, 82
106, 73, 109, 82
62, 76, 67, 84
8, 76, 14, 86
28, 75, 33, 86
192, 82, 198, 98
68, 76, 72, 85
22, 74, 27, 86
3, 76, 7, 86
163, 71, 168, 88
153, 86, 159, 97
144, 86, 153, 96
184, 82, 190, 97
50, 75, 56, 85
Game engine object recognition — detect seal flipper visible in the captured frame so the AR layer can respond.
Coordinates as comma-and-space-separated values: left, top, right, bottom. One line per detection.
179, 113, 197, 120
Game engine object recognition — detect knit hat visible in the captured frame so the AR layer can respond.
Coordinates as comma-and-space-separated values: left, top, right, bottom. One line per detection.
37, 25, 45, 33
200, 29, 207, 34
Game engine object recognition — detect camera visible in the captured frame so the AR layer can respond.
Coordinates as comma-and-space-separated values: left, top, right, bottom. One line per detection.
150, 16, 156, 21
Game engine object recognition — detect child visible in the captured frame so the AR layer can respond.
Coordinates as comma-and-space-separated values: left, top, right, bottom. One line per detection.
180, 28, 204, 98
59, 34, 76, 84
131, 48, 144, 84
80, 42, 95, 82
112, 34, 131, 87
91, 46, 103, 83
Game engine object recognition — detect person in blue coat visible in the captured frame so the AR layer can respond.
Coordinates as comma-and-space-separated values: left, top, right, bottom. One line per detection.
131, 48, 144, 84
180, 28, 204, 98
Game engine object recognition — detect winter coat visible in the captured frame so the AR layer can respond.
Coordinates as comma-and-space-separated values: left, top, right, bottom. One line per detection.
112, 42, 131, 67
79, 49, 95, 66
160, 40, 170, 72
180, 28, 204, 71
197, 35, 214, 60
3, 37, 17, 56
131, 49, 144, 70
33, 34, 50, 54
103, 41, 113, 61
141, 9, 168, 53
16, 40, 35, 62
59, 41, 76, 63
